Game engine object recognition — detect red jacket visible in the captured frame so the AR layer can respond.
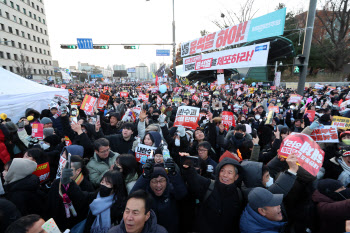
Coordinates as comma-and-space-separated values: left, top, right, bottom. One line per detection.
0, 126, 11, 165
312, 189, 350, 233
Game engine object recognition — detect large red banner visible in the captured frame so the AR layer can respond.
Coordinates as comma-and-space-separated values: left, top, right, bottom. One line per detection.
279, 133, 324, 176
222, 111, 236, 130
97, 93, 110, 110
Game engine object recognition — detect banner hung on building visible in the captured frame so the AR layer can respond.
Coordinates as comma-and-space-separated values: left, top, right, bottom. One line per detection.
183, 42, 269, 72
180, 8, 286, 57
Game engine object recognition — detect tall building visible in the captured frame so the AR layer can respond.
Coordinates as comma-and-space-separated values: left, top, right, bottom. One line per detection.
136, 63, 148, 81
0, 0, 54, 80
113, 64, 126, 71
149, 62, 157, 73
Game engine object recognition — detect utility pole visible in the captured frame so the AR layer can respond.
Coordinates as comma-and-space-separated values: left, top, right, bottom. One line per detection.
297, 0, 317, 95
172, 0, 177, 84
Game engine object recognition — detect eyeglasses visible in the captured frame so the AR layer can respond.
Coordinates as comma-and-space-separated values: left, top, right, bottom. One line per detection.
198, 148, 208, 152
150, 179, 166, 185
99, 148, 110, 154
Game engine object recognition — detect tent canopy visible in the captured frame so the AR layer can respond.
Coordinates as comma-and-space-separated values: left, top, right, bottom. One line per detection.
0, 68, 69, 122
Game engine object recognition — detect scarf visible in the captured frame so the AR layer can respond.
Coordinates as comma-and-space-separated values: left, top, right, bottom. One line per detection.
89, 193, 115, 233
75, 172, 84, 186
337, 157, 350, 187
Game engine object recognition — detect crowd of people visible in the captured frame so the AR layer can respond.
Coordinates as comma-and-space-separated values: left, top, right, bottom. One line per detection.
1, 81, 350, 233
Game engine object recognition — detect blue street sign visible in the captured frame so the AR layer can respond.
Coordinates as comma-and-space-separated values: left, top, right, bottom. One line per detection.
90, 74, 103, 78
77, 38, 93, 49
156, 50, 170, 56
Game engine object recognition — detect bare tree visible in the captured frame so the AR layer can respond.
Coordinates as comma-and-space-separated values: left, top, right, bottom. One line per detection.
42, 65, 52, 82
316, 0, 350, 71
15, 52, 32, 78
212, 0, 259, 29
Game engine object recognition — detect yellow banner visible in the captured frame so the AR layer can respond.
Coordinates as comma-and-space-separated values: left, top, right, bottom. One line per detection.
332, 116, 350, 129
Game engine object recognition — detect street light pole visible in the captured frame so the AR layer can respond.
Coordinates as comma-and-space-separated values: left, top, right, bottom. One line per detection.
172, 0, 176, 83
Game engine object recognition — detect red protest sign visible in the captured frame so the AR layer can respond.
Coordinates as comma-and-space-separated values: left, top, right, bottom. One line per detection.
174, 106, 200, 130
222, 111, 236, 130
32, 162, 50, 184
97, 93, 110, 109
65, 136, 72, 146
31, 123, 44, 139
268, 106, 279, 113
81, 95, 97, 114
120, 92, 129, 97
270, 86, 276, 90
310, 126, 339, 143
203, 92, 210, 97
138, 93, 148, 102
279, 133, 325, 176
60, 85, 66, 89
68, 89, 74, 94
192, 95, 199, 101
305, 110, 316, 122
289, 94, 303, 103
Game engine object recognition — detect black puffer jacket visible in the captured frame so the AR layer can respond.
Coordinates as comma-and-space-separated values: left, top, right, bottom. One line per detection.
182, 157, 243, 233
4, 174, 46, 216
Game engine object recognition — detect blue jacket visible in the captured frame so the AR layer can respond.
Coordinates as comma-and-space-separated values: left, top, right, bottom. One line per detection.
240, 205, 286, 233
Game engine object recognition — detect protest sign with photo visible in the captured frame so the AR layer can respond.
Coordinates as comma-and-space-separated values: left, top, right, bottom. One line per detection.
332, 116, 350, 129
192, 95, 199, 101
222, 111, 236, 130
310, 126, 339, 143
135, 144, 157, 164
180, 8, 286, 57
81, 95, 97, 115
174, 106, 200, 130
183, 42, 270, 72
97, 93, 110, 109
32, 123, 44, 139
279, 133, 325, 176
304, 110, 316, 122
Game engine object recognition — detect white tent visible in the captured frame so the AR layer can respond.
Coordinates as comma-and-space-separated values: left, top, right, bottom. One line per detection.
0, 68, 69, 122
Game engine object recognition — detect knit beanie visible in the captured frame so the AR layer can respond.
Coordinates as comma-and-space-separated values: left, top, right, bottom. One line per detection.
43, 128, 54, 138
5, 122, 18, 133
151, 167, 168, 181
317, 179, 343, 198
40, 117, 52, 125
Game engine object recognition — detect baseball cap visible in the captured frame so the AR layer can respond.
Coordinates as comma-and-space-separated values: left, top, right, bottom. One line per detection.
248, 187, 283, 212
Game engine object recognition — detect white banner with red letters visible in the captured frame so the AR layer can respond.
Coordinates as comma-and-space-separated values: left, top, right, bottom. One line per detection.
279, 133, 325, 176
135, 144, 157, 164
183, 42, 270, 72
174, 106, 200, 130
310, 126, 339, 143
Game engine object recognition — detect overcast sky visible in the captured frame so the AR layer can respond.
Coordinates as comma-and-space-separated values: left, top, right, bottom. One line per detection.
45, 0, 314, 69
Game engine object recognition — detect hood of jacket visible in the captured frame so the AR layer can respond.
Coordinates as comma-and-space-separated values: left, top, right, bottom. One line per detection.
241, 161, 263, 188
25, 108, 40, 119
60, 145, 84, 157
240, 204, 286, 233
5, 158, 37, 184
147, 131, 162, 147
215, 157, 241, 181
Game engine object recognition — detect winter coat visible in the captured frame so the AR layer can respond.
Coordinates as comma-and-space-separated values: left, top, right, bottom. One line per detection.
107, 210, 168, 233
105, 134, 135, 155
182, 158, 243, 233
130, 173, 187, 233
240, 204, 286, 233
323, 156, 343, 180
87, 151, 119, 188
0, 125, 11, 171
240, 160, 296, 199
312, 190, 350, 233
4, 174, 45, 216
0, 198, 22, 233
50, 114, 63, 134
46, 177, 94, 231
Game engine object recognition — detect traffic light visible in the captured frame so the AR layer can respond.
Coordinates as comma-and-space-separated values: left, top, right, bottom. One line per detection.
293, 55, 305, 74
93, 45, 109, 49
124, 45, 139, 49
61, 45, 77, 49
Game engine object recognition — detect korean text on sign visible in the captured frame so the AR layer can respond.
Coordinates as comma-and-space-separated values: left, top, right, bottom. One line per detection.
174, 106, 200, 130
222, 111, 236, 130
135, 144, 157, 164
310, 126, 339, 143
332, 116, 350, 129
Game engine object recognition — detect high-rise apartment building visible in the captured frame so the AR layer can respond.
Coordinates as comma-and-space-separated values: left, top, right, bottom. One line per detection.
0, 0, 54, 80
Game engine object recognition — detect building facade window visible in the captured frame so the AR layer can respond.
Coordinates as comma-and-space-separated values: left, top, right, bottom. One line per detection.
6, 53, 11, 59
19, 18, 22, 24
0, 51, 4, 58
5, 12, 10, 19
23, 8, 26, 14
15, 29, 19, 35
8, 26, 13, 33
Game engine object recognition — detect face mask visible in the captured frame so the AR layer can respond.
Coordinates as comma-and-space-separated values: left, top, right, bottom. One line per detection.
255, 115, 261, 120
99, 185, 113, 197
290, 105, 295, 110
235, 132, 244, 139
241, 120, 246, 124
265, 177, 274, 188
343, 139, 350, 145
175, 138, 180, 146
277, 99, 280, 103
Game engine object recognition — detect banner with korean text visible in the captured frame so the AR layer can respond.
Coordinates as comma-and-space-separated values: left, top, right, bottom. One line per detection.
135, 144, 157, 164
180, 8, 286, 57
97, 93, 110, 110
81, 95, 97, 114
174, 106, 200, 130
310, 126, 339, 143
183, 42, 270, 72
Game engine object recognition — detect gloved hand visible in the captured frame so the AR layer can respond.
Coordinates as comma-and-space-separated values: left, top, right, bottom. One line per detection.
61, 162, 73, 185
177, 125, 186, 137
159, 114, 166, 127
165, 158, 176, 176
142, 158, 155, 179
310, 121, 321, 130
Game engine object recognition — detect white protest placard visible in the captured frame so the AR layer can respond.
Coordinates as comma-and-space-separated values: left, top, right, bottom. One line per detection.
310, 126, 339, 143
135, 144, 157, 164
217, 74, 225, 85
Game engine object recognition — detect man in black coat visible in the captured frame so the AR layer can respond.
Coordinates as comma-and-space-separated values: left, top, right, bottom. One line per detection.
182, 157, 243, 233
